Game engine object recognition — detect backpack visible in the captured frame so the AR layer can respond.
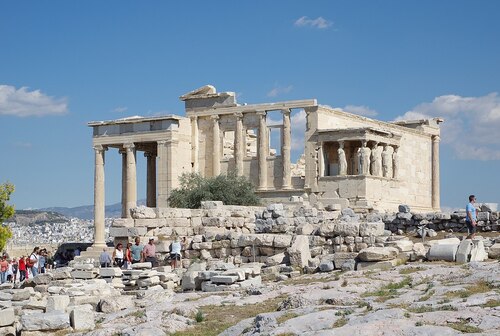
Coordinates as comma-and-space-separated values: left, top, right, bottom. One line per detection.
26, 254, 37, 268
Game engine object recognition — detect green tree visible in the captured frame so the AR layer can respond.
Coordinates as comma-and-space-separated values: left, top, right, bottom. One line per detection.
168, 172, 260, 209
0, 182, 15, 251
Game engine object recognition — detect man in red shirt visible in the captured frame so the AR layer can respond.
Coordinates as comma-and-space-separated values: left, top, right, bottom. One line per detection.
18, 256, 26, 282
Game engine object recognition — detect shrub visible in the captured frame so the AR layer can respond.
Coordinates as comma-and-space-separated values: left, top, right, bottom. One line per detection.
168, 172, 260, 209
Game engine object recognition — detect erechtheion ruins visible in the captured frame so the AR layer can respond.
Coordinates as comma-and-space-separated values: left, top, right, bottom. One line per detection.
88, 85, 442, 247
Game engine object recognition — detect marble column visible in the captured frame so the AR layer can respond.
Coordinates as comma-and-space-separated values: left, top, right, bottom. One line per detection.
432, 135, 440, 210
234, 112, 244, 176
93, 145, 106, 248
257, 111, 268, 190
145, 151, 156, 207
124, 143, 137, 217
119, 148, 127, 218
157, 140, 168, 208
212, 115, 221, 176
281, 109, 292, 189
190, 116, 199, 173
338, 141, 347, 176
392, 145, 400, 179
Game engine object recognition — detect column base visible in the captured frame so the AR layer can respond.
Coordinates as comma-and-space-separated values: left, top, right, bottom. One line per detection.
282, 185, 292, 190
257, 187, 268, 191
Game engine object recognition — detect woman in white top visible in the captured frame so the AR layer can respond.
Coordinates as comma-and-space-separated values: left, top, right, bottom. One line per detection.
169, 237, 184, 269
112, 243, 124, 268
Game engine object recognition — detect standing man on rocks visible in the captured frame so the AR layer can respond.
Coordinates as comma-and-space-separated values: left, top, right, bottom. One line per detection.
143, 238, 157, 267
466, 194, 478, 240
131, 237, 144, 264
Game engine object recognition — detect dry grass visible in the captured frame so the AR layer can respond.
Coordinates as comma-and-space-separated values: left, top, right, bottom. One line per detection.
447, 321, 483, 333
362, 276, 412, 301
276, 312, 300, 324
418, 289, 435, 302
170, 295, 286, 336
444, 280, 495, 299
481, 299, 500, 308
332, 316, 348, 328
399, 267, 424, 275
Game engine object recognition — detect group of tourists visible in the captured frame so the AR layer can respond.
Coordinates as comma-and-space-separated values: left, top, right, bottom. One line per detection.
0, 246, 51, 284
99, 236, 184, 269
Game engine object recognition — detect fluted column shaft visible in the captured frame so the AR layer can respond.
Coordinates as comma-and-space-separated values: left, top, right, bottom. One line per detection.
212, 115, 221, 176
124, 143, 137, 217
120, 149, 127, 218
157, 140, 168, 208
93, 145, 106, 248
257, 111, 268, 190
190, 116, 199, 173
145, 152, 156, 207
234, 112, 244, 176
282, 109, 292, 189
432, 135, 440, 210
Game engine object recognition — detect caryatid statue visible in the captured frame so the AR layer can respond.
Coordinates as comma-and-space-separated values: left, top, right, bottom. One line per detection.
392, 146, 400, 179
359, 140, 371, 175
382, 144, 393, 178
338, 141, 347, 176
370, 142, 381, 176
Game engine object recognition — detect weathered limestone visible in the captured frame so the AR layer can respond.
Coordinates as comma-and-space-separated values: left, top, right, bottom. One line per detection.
21, 312, 70, 331
70, 304, 95, 331
456, 239, 473, 264
358, 247, 399, 262
287, 235, 311, 268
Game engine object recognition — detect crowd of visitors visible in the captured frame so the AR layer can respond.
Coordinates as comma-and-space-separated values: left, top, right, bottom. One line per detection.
99, 236, 185, 269
0, 247, 52, 284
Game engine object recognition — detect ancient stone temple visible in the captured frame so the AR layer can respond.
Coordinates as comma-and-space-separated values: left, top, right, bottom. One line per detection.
88, 85, 442, 246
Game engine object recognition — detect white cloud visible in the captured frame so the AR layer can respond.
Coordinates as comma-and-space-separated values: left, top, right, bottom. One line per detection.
0, 85, 68, 117
112, 106, 128, 113
13, 141, 32, 149
294, 16, 332, 29
396, 93, 500, 160
267, 85, 293, 98
343, 104, 378, 117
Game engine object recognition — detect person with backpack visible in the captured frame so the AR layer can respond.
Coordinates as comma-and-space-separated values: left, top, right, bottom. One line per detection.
28, 247, 40, 277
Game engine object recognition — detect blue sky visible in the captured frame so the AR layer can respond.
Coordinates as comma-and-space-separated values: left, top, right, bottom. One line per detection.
1, 1, 499, 210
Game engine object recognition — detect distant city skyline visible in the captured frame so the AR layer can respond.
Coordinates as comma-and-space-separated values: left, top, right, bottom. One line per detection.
1, 1, 499, 210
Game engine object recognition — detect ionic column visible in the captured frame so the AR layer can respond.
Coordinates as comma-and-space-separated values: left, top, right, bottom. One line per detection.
119, 148, 127, 218
93, 145, 106, 248
212, 115, 221, 176
145, 151, 156, 207
157, 140, 168, 208
257, 111, 268, 190
190, 116, 199, 173
282, 109, 292, 189
124, 143, 137, 217
234, 112, 244, 176
432, 135, 440, 210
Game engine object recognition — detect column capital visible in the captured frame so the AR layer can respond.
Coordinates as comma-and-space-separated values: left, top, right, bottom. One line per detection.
256, 110, 267, 117
158, 139, 177, 146
144, 151, 156, 158
432, 135, 441, 143
281, 108, 291, 116
93, 145, 106, 152
189, 115, 198, 121
210, 114, 220, 121
234, 112, 244, 119
123, 142, 135, 150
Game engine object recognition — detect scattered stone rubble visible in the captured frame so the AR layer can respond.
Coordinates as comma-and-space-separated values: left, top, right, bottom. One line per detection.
1, 201, 498, 335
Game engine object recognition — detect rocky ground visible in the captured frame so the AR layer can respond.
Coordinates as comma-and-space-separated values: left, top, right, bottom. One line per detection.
66, 260, 499, 336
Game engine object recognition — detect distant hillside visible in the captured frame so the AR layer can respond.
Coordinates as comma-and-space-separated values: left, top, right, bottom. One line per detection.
40, 199, 146, 220
12, 210, 69, 226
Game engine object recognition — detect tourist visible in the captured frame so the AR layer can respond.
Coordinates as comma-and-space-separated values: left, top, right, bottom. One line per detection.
112, 243, 124, 268
124, 242, 133, 269
143, 238, 157, 267
169, 236, 183, 269
6, 259, 13, 282
0, 256, 8, 284
39, 249, 47, 274
18, 256, 26, 282
11, 258, 18, 284
28, 247, 40, 277
466, 194, 478, 240
131, 237, 144, 264
99, 248, 112, 268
